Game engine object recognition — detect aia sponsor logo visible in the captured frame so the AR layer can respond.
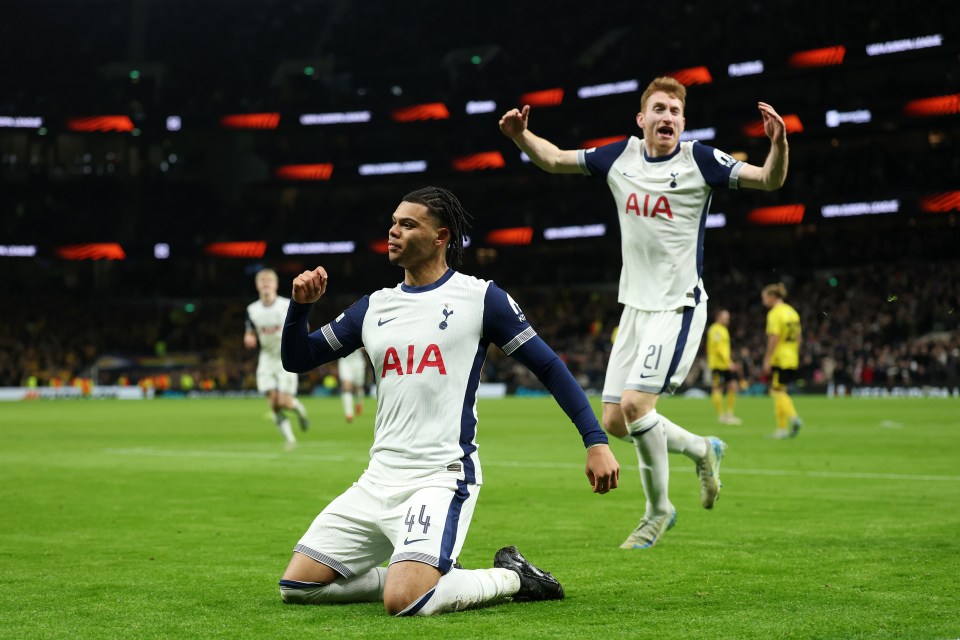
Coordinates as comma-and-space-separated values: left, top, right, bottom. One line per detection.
382, 344, 447, 377
624, 192, 674, 219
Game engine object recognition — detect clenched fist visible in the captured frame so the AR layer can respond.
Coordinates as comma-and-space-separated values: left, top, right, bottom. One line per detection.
292, 267, 328, 304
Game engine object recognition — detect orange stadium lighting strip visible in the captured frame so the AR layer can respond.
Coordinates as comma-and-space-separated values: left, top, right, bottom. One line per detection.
919, 191, 960, 213
486, 227, 534, 246
903, 94, 960, 117
668, 66, 713, 86
369, 239, 389, 254
451, 151, 505, 171
56, 243, 126, 260
747, 205, 805, 225
204, 242, 267, 258
219, 113, 281, 129
67, 116, 135, 132
391, 103, 450, 122
275, 163, 334, 181
518, 88, 564, 107
789, 45, 846, 68
581, 135, 627, 149
743, 114, 804, 137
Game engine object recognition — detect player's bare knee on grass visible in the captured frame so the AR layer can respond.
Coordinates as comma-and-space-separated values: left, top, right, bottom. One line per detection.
383, 591, 417, 616
383, 561, 441, 616
281, 553, 338, 585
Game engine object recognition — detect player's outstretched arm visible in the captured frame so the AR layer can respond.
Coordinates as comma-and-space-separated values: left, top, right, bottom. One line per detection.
499, 104, 581, 174
510, 335, 620, 493
737, 102, 789, 191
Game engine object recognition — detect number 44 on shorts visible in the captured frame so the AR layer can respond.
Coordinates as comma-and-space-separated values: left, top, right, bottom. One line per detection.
405, 505, 431, 534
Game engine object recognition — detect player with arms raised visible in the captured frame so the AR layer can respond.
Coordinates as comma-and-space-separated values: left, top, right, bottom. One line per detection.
499, 76, 789, 548
278, 187, 620, 616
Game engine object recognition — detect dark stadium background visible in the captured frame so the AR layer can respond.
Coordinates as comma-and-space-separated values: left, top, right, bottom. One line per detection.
1, 0, 958, 396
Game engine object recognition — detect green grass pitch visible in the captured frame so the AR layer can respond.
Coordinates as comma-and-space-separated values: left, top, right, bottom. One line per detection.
2, 395, 958, 639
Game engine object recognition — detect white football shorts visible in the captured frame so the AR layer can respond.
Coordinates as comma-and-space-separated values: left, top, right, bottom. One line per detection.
257, 356, 299, 395
293, 473, 479, 577
602, 303, 707, 403
337, 351, 367, 387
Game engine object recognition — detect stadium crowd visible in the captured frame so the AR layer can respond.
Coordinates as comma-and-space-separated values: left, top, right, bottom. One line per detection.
3, 257, 958, 396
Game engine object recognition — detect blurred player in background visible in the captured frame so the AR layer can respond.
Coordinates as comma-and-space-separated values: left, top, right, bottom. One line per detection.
278, 187, 619, 616
761, 283, 803, 439
500, 76, 789, 548
337, 349, 367, 423
707, 309, 742, 425
245, 268, 309, 449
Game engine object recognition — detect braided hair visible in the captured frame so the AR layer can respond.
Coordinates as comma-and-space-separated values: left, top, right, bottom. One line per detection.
401, 186, 474, 267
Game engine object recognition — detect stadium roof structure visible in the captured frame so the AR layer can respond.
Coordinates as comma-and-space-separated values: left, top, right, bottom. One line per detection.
0, 0, 958, 295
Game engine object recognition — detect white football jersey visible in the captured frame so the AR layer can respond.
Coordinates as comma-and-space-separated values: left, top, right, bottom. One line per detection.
247, 296, 291, 364
577, 138, 743, 311
316, 270, 535, 486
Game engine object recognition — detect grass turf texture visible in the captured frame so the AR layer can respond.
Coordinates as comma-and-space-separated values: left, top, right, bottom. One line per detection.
1, 396, 958, 639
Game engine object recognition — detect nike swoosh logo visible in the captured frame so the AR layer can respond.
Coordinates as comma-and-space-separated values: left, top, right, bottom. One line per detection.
639, 373, 657, 378
403, 537, 428, 545
378, 317, 398, 326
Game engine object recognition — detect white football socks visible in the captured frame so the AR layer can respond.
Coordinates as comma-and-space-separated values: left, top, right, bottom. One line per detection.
275, 411, 296, 444
660, 414, 708, 461
291, 398, 308, 420
341, 392, 354, 419
628, 410, 672, 517
399, 568, 520, 616
280, 567, 386, 604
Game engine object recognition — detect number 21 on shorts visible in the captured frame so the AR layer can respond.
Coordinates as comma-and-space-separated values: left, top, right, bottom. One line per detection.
644, 344, 663, 371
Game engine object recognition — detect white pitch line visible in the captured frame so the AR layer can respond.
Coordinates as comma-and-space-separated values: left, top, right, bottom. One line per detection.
103, 448, 960, 482
104, 447, 355, 462
721, 467, 960, 482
